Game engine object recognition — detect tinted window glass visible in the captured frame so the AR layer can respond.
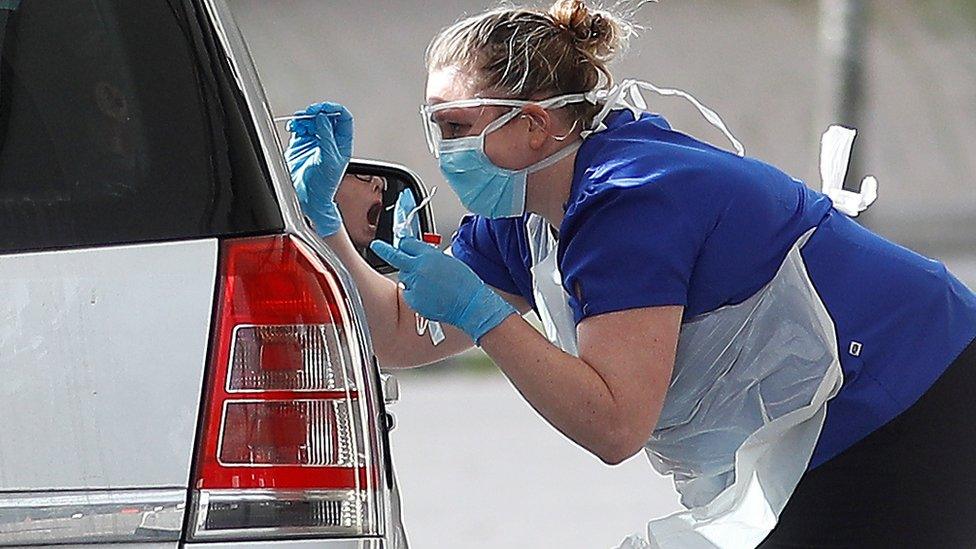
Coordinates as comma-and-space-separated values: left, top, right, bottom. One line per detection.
0, 0, 282, 253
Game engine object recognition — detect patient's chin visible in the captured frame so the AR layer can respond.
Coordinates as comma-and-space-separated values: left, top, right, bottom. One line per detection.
348, 224, 377, 250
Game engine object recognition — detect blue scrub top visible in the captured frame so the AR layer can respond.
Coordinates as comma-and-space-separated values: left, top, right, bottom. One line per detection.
450, 110, 976, 468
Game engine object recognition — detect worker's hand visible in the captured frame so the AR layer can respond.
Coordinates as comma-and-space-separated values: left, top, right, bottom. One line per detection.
285, 102, 353, 237
370, 237, 516, 342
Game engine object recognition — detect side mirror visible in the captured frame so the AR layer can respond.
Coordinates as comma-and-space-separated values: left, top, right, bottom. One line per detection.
339, 159, 438, 274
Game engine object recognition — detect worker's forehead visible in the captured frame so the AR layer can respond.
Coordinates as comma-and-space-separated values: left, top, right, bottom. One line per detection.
425, 66, 479, 105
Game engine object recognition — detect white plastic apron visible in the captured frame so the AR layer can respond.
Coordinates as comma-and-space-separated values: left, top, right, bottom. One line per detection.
526, 215, 579, 358
521, 81, 864, 549
528, 217, 842, 549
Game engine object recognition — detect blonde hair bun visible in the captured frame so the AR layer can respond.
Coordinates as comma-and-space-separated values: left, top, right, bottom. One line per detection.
425, 1, 644, 124
548, 0, 630, 63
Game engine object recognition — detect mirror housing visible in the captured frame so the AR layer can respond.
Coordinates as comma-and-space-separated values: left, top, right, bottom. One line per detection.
341, 159, 438, 274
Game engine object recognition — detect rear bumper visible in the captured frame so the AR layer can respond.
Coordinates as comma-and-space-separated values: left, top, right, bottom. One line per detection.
0, 488, 186, 546
185, 539, 384, 548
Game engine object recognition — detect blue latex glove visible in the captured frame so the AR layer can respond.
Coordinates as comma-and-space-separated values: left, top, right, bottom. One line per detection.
285, 102, 353, 237
370, 237, 516, 342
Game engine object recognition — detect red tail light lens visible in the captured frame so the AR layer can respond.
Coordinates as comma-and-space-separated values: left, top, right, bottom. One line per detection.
228, 325, 348, 392
189, 235, 380, 540
218, 399, 354, 467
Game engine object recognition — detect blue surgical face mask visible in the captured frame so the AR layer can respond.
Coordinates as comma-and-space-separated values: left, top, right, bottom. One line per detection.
437, 109, 580, 218
424, 93, 589, 219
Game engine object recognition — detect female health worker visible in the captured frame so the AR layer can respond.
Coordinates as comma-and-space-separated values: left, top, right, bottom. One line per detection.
284, 1, 976, 547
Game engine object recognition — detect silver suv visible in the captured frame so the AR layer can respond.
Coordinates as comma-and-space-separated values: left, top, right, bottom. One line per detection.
0, 1, 419, 547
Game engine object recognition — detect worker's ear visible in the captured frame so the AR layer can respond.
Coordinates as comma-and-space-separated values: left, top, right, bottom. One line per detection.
520, 104, 550, 151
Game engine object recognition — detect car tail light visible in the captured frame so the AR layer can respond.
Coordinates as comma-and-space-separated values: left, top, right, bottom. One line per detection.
189, 235, 381, 541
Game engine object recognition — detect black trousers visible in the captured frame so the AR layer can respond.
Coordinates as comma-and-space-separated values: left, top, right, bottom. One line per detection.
759, 338, 976, 548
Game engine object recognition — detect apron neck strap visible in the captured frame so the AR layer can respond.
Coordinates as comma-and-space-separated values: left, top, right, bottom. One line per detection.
585, 79, 746, 157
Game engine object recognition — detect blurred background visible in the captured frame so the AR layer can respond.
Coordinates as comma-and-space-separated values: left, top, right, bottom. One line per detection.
227, 1, 976, 547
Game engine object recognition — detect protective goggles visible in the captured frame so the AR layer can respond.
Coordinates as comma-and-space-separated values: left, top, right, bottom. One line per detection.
419, 79, 745, 159
419, 92, 591, 158
349, 173, 389, 191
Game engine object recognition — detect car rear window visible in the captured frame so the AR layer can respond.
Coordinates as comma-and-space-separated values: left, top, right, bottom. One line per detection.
0, 0, 283, 253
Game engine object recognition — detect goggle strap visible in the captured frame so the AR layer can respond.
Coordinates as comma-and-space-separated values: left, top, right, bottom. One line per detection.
483, 107, 523, 134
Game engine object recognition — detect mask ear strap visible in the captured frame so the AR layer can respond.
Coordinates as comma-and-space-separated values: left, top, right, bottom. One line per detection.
521, 110, 581, 142
550, 119, 580, 142
525, 139, 582, 174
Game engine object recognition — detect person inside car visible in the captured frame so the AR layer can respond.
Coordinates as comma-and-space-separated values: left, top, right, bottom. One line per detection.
335, 173, 385, 251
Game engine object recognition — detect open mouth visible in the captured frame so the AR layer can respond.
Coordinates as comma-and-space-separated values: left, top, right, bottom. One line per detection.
366, 201, 383, 230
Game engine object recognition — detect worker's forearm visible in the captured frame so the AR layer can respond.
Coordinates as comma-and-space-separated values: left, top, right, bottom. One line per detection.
323, 230, 473, 366
322, 230, 400, 343
478, 315, 634, 463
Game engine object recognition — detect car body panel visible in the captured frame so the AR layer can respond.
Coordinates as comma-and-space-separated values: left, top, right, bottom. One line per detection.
0, 239, 217, 490
0, 0, 409, 545
46, 541, 180, 549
